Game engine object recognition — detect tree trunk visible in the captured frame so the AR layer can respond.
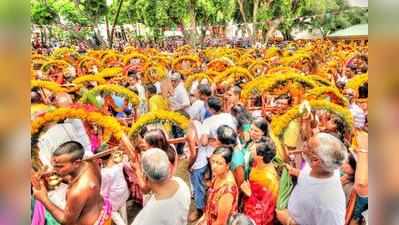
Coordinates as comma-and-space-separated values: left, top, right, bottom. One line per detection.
264, 18, 281, 47
252, 0, 259, 45
94, 20, 106, 48
237, 0, 251, 38
283, 29, 292, 40
187, 1, 197, 47
121, 25, 127, 41
109, 0, 124, 48
105, 16, 111, 43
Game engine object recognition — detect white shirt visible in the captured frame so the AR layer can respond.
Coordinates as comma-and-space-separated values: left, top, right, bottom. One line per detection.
186, 100, 206, 122
349, 103, 365, 129
154, 81, 161, 94
288, 164, 346, 225
131, 177, 191, 225
133, 83, 147, 114
169, 82, 190, 111
101, 163, 130, 211
202, 113, 237, 139
191, 120, 213, 170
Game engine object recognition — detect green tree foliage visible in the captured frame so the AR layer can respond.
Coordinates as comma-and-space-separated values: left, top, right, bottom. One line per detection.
298, 0, 368, 36
31, 0, 59, 25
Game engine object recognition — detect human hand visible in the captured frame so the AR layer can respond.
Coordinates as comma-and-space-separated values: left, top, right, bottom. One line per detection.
285, 164, 300, 177
32, 175, 48, 203
240, 180, 251, 197
355, 131, 368, 152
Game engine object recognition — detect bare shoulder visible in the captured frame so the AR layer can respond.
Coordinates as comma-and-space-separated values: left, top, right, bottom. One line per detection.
72, 162, 101, 195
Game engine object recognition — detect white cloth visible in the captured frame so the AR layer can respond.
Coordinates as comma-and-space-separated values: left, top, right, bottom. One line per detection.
169, 82, 190, 111
131, 177, 191, 225
48, 183, 68, 209
133, 83, 147, 114
101, 163, 130, 211
288, 164, 346, 225
186, 100, 206, 122
201, 113, 237, 139
38, 120, 93, 168
154, 82, 161, 94
349, 103, 366, 129
191, 121, 213, 170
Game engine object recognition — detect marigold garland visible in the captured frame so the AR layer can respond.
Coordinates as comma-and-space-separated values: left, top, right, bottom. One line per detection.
207, 57, 234, 72
80, 84, 140, 106
214, 66, 254, 84
271, 100, 353, 138
305, 86, 349, 106
241, 73, 318, 100
205, 70, 221, 79
308, 74, 332, 86
248, 60, 269, 76
72, 75, 107, 86
40, 60, 71, 72
267, 66, 303, 75
98, 67, 123, 78
143, 64, 167, 84
129, 110, 189, 137
78, 56, 101, 70
345, 74, 368, 90
50, 47, 76, 59
31, 104, 55, 117
31, 80, 68, 93
123, 53, 149, 65
31, 107, 124, 140
172, 55, 201, 70
184, 73, 214, 89
150, 56, 171, 69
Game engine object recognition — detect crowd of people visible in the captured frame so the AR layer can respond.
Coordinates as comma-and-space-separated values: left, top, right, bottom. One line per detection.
31, 38, 368, 225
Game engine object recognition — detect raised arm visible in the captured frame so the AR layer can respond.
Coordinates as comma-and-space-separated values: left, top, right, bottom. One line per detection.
354, 131, 368, 196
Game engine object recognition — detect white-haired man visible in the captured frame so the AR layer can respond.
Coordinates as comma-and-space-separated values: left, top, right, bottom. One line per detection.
277, 133, 348, 225
168, 71, 191, 112
131, 148, 191, 225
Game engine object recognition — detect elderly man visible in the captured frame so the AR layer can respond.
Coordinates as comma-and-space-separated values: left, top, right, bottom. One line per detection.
132, 148, 191, 225
32, 141, 110, 225
168, 71, 191, 112
277, 133, 348, 225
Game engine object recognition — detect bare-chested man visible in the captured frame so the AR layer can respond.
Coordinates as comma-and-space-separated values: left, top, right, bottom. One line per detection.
32, 141, 111, 225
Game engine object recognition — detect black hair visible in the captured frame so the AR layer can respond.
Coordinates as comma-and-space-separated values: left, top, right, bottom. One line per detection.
53, 141, 84, 161
253, 95, 262, 107
276, 93, 292, 105
255, 138, 276, 164
129, 86, 139, 95
252, 117, 269, 137
198, 83, 212, 97
31, 91, 41, 104
213, 146, 233, 164
230, 104, 252, 129
358, 83, 368, 99
207, 96, 222, 113
216, 125, 237, 146
347, 152, 357, 181
128, 71, 138, 79
144, 129, 176, 164
145, 84, 157, 95
228, 213, 255, 225
332, 116, 347, 144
